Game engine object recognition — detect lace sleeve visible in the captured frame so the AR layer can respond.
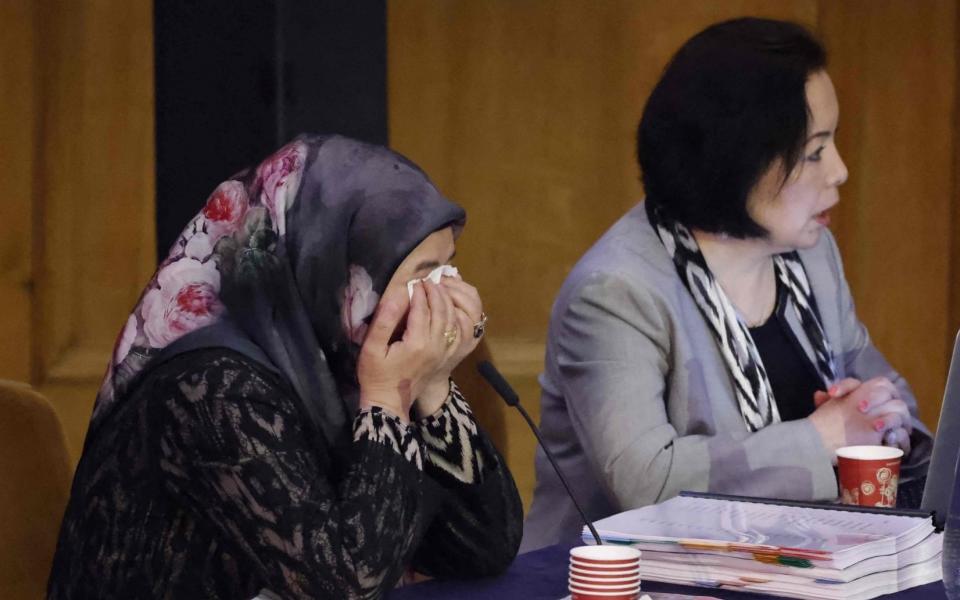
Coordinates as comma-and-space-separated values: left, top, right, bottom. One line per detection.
157, 355, 429, 599
354, 406, 423, 470
417, 381, 487, 484
410, 380, 524, 578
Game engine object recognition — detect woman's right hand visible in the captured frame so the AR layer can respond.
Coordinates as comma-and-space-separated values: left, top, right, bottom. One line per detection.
808, 377, 912, 461
356, 282, 453, 424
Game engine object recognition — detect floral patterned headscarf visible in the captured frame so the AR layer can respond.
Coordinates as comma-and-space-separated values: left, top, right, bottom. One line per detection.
88, 134, 465, 448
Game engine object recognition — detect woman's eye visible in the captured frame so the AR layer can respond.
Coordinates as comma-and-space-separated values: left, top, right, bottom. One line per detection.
806, 146, 825, 162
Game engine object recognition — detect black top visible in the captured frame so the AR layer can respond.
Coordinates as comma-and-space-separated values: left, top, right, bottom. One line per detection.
48, 349, 523, 599
749, 285, 824, 422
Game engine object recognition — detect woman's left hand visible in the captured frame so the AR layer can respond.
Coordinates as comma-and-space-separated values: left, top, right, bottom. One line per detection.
416, 276, 485, 417
813, 377, 913, 454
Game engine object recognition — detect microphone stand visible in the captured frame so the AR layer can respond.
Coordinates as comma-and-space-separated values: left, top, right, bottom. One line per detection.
477, 360, 603, 546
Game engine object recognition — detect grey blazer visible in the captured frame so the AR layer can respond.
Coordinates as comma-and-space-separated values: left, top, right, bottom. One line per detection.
521, 202, 933, 552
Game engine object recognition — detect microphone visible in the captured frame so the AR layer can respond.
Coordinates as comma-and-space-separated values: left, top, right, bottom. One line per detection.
477, 360, 603, 546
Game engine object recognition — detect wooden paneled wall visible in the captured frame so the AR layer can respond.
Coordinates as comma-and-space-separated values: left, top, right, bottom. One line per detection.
0, 0, 38, 385
388, 0, 960, 508
1, 0, 958, 513
822, 1, 958, 429
1, 0, 155, 457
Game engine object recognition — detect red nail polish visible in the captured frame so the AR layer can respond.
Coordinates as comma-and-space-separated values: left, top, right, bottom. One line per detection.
829, 386, 838, 395
858, 399, 869, 412
874, 419, 885, 432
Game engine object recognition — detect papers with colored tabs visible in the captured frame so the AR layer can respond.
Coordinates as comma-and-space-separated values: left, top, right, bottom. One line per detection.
583, 495, 942, 600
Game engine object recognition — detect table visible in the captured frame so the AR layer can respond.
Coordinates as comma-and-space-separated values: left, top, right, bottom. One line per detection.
386, 544, 947, 600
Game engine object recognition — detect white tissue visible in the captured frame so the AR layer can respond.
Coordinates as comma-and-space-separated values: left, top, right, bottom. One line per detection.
407, 265, 459, 299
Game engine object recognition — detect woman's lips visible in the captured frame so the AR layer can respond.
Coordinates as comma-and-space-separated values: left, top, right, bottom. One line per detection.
814, 210, 831, 226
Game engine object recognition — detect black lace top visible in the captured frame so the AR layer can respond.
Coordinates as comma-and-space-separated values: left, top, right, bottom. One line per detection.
48, 349, 523, 599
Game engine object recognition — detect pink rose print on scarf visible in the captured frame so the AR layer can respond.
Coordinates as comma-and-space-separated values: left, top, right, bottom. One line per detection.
140, 258, 225, 348
256, 141, 307, 237
341, 265, 380, 345
184, 232, 214, 260
202, 180, 249, 244
165, 181, 249, 261
114, 314, 138, 366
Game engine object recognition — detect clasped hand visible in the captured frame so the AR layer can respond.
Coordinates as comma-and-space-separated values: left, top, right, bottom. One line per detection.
356, 277, 484, 423
809, 377, 912, 461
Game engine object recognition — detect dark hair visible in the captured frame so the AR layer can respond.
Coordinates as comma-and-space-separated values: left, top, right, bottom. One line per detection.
637, 18, 826, 238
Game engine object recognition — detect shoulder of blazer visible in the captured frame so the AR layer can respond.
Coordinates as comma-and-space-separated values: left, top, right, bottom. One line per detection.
549, 203, 681, 337
560, 203, 677, 294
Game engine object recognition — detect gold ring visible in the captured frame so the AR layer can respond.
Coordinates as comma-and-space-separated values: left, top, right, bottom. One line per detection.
444, 328, 458, 346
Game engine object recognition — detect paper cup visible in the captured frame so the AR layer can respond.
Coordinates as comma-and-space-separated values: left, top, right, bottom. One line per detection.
836, 445, 903, 508
570, 584, 641, 593
569, 585, 640, 600
568, 546, 642, 599
570, 560, 640, 573
570, 584, 641, 592
569, 566, 641, 579
570, 586, 640, 595
570, 545, 641, 565
570, 574, 641, 586
570, 581, 640, 592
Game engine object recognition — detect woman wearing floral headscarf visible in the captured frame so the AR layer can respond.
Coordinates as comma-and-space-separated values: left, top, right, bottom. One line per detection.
48, 135, 522, 599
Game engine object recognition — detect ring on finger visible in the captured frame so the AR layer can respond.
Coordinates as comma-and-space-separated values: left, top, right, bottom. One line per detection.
443, 327, 459, 347
473, 312, 488, 339
883, 430, 898, 447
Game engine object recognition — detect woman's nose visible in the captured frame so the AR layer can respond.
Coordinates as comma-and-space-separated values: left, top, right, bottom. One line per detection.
828, 147, 848, 187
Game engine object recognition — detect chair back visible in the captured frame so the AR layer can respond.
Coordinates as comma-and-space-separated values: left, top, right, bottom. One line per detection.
0, 380, 73, 599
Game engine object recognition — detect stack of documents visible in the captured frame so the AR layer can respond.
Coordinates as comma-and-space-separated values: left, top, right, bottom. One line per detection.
583, 494, 942, 599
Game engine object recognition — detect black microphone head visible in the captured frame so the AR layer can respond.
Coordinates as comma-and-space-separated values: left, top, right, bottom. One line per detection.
477, 360, 520, 407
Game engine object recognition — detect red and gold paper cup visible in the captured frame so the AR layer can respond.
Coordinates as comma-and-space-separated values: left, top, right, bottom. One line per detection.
836, 445, 903, 508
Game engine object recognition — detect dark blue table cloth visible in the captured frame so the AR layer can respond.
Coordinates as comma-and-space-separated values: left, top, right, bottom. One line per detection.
386, 544, 946, 600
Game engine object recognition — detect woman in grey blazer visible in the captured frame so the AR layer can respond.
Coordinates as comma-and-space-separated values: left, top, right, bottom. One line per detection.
522, 18, 933, 551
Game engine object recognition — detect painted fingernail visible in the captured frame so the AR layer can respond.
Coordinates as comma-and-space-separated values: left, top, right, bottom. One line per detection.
874, 419, 885, 432
858, 399, 869, 412
829, 385, 838, 395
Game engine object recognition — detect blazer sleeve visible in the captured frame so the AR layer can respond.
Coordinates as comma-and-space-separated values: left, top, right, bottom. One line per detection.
822, 233, 933, 479
554, 271, 839, 510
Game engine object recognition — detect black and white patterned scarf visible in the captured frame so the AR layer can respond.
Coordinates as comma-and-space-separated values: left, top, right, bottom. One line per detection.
647, 203, 838, 432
